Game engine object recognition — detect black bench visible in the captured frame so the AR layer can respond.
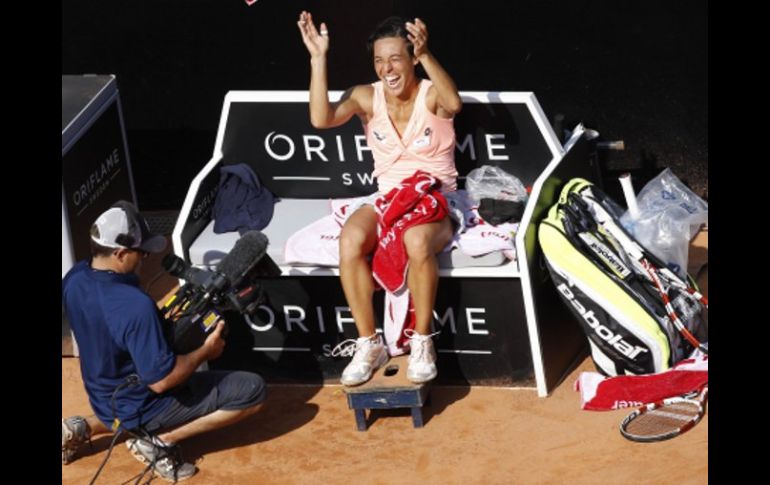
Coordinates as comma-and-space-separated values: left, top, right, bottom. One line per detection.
172, 90, 599, 395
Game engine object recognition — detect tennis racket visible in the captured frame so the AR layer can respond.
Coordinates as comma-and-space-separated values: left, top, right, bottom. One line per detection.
619, 385, 708, 442
576, 190, 709, 354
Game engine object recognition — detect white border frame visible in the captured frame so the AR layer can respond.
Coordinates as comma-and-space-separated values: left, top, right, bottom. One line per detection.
517, 124, 585, 396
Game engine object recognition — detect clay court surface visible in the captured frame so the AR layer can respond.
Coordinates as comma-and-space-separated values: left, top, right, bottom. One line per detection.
62, 355, 708, 484
62, 233, 709, 484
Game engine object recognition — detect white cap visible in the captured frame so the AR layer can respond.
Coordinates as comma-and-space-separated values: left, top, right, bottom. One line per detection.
90, 201, 167, 253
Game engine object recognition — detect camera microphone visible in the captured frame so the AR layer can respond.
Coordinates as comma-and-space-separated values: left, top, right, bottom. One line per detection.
161, 230, 281, 354
217, 230, 281, 285
216, 231, 268, 285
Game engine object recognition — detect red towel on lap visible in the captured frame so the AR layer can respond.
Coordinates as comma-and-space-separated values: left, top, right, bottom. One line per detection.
372, 171, 448, 352
372, 170, 448, 293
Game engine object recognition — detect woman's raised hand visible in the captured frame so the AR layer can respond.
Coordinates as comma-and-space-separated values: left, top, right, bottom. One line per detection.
297, 10, 329, 58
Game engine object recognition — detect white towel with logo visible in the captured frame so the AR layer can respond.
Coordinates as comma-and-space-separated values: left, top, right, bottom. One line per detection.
283, 197, 369, 267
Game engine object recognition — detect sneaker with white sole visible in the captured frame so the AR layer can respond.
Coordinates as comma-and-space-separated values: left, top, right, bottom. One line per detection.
405, 329, 440, 383
332, 334, 389, 386
126, 437, 197, 482
62, 416, 92, 465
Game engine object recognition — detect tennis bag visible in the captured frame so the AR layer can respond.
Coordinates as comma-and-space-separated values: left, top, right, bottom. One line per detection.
538, 178, 708, 376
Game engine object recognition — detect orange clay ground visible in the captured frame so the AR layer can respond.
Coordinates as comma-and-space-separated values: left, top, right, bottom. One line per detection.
62, 231, 708, 484
62, 354, 708, 484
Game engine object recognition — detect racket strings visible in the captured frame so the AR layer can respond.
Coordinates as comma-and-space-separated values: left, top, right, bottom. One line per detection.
622, 401, 702, 439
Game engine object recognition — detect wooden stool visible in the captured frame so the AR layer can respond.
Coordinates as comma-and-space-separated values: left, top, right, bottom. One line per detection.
343, 355, 431, 431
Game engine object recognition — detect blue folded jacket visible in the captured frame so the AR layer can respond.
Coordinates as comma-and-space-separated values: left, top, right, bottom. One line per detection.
213, 163, 275, 234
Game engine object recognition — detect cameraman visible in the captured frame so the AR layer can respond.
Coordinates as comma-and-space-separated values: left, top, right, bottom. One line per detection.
62, 201, 266, 482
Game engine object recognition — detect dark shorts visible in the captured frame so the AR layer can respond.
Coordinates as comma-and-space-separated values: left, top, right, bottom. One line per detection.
142, 370, 266, 433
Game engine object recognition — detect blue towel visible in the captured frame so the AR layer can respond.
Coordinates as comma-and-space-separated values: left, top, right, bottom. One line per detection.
213, 163, 275, 234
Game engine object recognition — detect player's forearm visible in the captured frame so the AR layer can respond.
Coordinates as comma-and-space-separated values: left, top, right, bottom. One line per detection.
309, 56, 333, 128
418, 51, 462, 114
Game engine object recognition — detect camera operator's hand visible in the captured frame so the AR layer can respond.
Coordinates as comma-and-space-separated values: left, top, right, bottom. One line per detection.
148, 318, 227, 394
202, 319, 226, 361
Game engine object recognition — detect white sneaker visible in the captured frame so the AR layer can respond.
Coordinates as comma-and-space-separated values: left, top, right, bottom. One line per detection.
126, 436, 197, 482
405, 329, 440, 383
332, 334, 389, 386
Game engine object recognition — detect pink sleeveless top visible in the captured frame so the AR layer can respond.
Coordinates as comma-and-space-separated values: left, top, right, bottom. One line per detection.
364, 79, 458, 193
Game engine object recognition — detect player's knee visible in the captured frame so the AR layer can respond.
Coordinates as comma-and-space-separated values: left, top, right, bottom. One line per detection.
404, 232, 432, 261
339, 229, 368, 259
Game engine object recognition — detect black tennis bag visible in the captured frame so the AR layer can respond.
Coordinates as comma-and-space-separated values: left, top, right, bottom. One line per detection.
538, 178, 707, 376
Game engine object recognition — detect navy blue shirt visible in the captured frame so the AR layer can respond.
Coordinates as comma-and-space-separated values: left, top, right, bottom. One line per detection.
62, 260, 176, 430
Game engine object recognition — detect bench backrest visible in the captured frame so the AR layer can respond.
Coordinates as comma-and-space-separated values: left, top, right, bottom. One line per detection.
174, 90, 568, 261
216, 91, 563, 198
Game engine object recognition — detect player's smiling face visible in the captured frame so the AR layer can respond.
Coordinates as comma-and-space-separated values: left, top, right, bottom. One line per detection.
373, 37, 418, 97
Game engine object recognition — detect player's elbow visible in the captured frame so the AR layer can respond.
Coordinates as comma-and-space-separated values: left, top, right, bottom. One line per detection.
444, 96, 462, 115
310, 116, 330, 129
309, 107, 333, 129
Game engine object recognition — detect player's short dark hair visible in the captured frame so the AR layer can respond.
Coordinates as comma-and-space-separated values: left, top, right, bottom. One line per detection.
367, 16, 413, 57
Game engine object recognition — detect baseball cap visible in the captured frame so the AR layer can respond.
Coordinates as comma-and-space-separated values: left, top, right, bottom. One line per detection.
90, 200, 167, 253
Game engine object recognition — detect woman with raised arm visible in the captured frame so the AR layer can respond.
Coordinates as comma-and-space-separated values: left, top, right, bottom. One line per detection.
297, 11, 462, 386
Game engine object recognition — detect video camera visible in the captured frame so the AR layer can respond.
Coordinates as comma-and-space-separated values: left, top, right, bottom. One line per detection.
161, 230, 281, 354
